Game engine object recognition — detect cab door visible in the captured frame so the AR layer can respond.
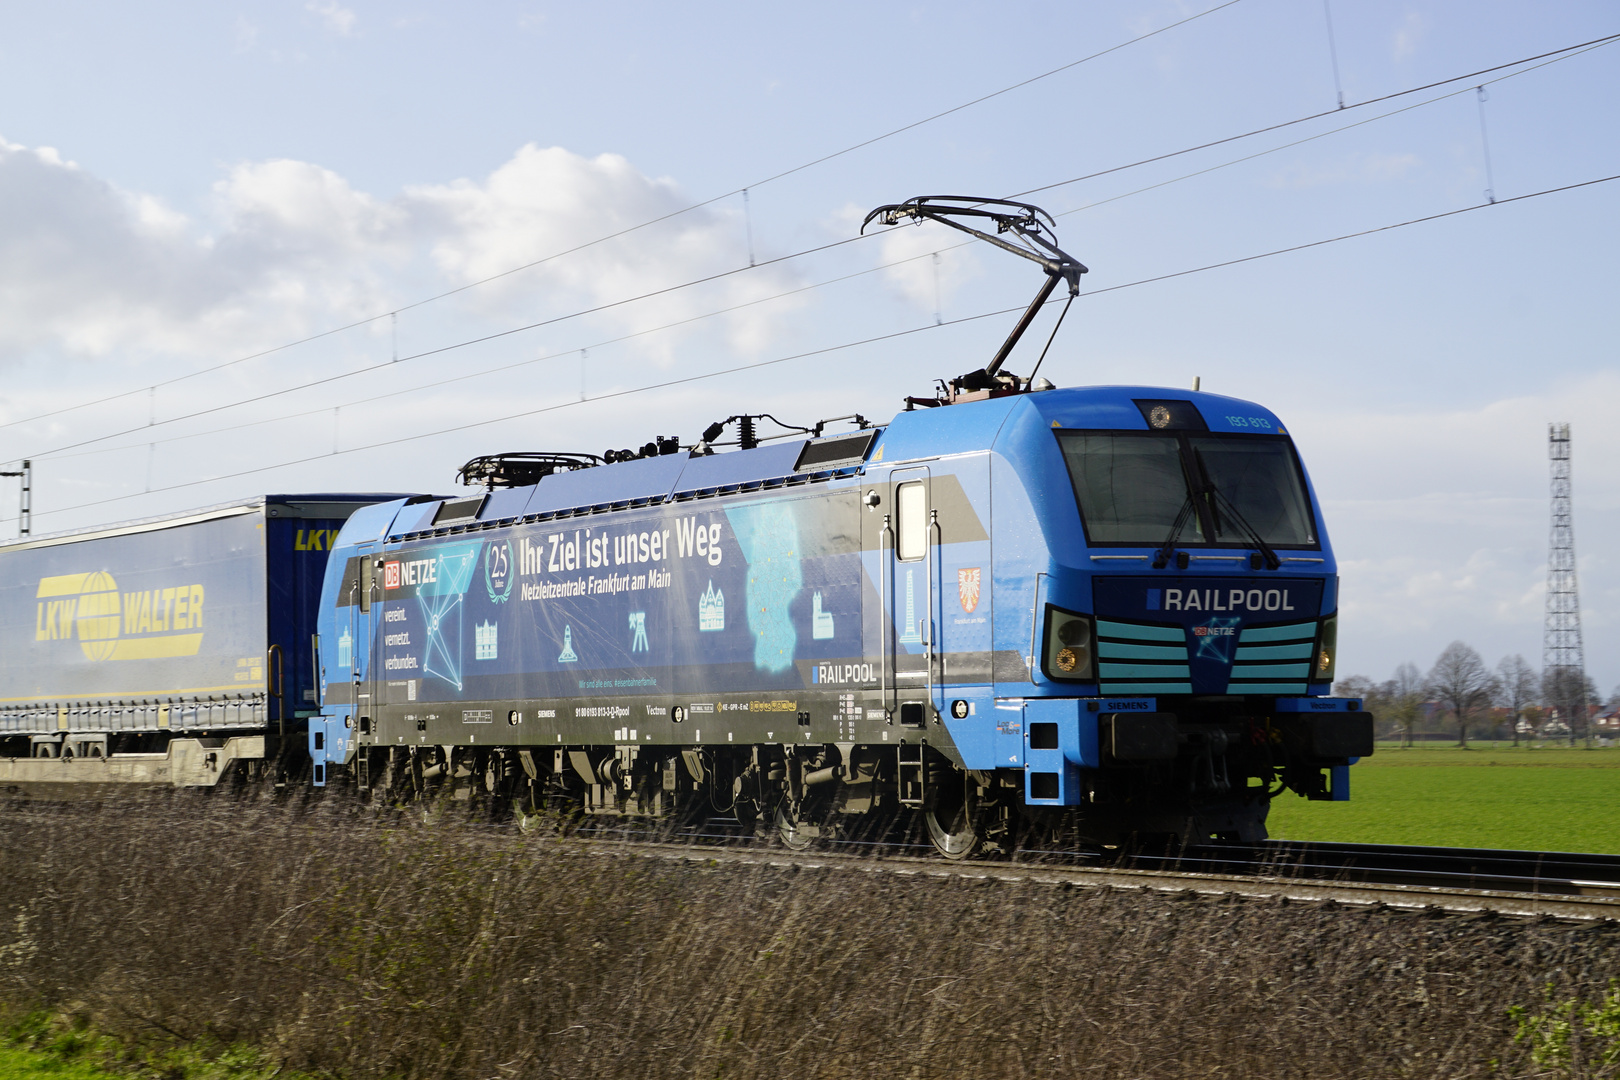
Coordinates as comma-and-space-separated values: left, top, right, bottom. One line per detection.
353, 541, 379, 732
314, 541, 375, 786
887, 467, 936, 727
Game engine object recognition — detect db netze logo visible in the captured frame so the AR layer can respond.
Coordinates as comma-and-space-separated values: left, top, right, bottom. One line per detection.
384, 561, 401, 589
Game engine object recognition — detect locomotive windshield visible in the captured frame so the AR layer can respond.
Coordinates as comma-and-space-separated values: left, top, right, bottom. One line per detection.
1059, 432, 1316, 547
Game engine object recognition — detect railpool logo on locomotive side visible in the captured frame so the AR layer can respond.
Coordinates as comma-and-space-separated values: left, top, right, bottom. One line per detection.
1146, 586, 1298, 613
34, 572, 206, 661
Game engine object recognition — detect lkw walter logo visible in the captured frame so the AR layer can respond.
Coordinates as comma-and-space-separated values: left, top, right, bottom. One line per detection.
35, 572, 206, 661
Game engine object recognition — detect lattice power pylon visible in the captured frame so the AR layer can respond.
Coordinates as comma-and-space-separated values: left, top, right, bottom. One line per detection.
1543, 423, 1588, 733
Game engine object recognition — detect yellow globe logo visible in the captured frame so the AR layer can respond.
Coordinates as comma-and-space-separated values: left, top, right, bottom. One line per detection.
75, 571, 121, 661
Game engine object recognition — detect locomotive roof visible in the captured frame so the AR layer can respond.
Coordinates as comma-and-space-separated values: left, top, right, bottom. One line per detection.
387, 384, 1290, 537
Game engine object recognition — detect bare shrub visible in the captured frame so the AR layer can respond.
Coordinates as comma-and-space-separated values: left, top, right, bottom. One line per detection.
3, 792, 1618, 1079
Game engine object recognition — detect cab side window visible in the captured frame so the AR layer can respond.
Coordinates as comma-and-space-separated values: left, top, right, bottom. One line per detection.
896, 482, 927, 561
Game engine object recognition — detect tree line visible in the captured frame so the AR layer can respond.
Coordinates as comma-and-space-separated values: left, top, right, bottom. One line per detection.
1334, 642, 1618, 747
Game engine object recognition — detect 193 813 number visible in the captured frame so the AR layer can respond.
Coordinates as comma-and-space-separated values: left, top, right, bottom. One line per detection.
1225, 415, 1273, 429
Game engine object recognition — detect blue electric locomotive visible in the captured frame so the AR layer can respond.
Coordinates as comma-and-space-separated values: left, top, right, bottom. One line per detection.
308, 197, 1372, 854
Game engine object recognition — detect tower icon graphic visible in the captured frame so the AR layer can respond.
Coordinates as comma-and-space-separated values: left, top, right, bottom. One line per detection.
812, 591, 834, 640
898, 569, 922, 644
557, 625, 579, 663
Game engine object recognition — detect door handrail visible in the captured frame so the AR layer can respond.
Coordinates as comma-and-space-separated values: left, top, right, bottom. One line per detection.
927, 506, 941, 717
880, 511, 894, 719
1027, 571, 1047, 682
267, 643, 284, 740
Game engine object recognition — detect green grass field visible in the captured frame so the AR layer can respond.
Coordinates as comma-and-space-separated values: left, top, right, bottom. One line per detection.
1266, 742, 1620, 853
0, 1045, 123, 1080
0, 1012, 309, 1080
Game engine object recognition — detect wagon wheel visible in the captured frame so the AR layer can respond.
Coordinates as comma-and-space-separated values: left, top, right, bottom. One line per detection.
923, 774, 984, 860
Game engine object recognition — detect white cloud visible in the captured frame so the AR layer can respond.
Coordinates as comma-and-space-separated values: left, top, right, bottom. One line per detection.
0, 138, 404, 361
1392, 11, 1425, 61
306, 1, 357, 36
0, 138, 802, 375
868, 215, 981, 319
217, 157, 403, 256
234, 15, 260, 52
403, 145, 800, 359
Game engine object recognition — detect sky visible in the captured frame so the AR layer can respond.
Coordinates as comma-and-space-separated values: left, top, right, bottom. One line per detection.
0, 0, 1615, 693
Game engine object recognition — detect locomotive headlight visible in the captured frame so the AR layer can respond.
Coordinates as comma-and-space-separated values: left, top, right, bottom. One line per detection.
1314, 615, 1338, 682
1043, 606, 1095, 681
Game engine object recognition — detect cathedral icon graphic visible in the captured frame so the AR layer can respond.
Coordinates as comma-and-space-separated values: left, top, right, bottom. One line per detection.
699, 580, 725, 631
811, 591, 834, 640
474, 621, 497, 660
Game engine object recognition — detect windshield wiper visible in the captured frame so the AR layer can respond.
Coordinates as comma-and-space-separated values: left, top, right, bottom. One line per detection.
1194, 448, 1281, 570
1151, 494, 1199, 570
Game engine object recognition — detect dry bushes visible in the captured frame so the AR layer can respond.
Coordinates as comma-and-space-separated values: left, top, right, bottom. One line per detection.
2, 793, 1618, 1079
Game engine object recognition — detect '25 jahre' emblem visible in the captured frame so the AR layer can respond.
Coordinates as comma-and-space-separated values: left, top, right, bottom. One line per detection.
485, 541, 513, 603
957, 567, 981, 614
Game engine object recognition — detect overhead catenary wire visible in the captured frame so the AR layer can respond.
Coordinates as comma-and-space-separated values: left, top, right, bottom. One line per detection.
17, 230, 872, 460
41, 245, 967, 462
1049, 37, 1614, 218
13, 31, 1614, 467
28, 170, 1619, 524
0, 0, 1247, 437
1007, 30, 1620, 200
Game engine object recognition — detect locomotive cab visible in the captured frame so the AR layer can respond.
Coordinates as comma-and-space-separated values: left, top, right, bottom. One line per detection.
938, 383, 1373, 845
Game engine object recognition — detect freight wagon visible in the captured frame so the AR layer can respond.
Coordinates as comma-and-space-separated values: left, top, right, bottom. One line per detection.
0, 495, 400, 790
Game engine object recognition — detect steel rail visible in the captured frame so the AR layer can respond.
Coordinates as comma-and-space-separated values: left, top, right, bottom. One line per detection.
1117, 839, 1620, 899
10, 793, 1620, 919
592, 839, 1620, 922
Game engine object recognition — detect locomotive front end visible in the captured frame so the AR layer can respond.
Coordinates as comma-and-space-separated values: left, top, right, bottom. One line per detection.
977, 385, 1373, 845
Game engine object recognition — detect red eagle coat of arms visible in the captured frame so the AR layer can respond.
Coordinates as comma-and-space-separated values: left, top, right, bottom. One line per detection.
957, 567, 981, 614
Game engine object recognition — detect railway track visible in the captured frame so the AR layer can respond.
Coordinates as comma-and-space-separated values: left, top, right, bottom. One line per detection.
597, 836, 1620, 921
1118, 839, 1620, 899
536, 814, 1620, 921
12, 794, 1620, 920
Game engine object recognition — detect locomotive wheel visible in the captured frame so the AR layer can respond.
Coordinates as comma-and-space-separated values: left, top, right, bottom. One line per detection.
924, 777, 984, 860
775, 803, 816, 850
732, 799, 761, 841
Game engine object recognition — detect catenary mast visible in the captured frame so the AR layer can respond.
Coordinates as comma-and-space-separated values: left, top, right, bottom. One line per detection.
1543, 423, 1588, 738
